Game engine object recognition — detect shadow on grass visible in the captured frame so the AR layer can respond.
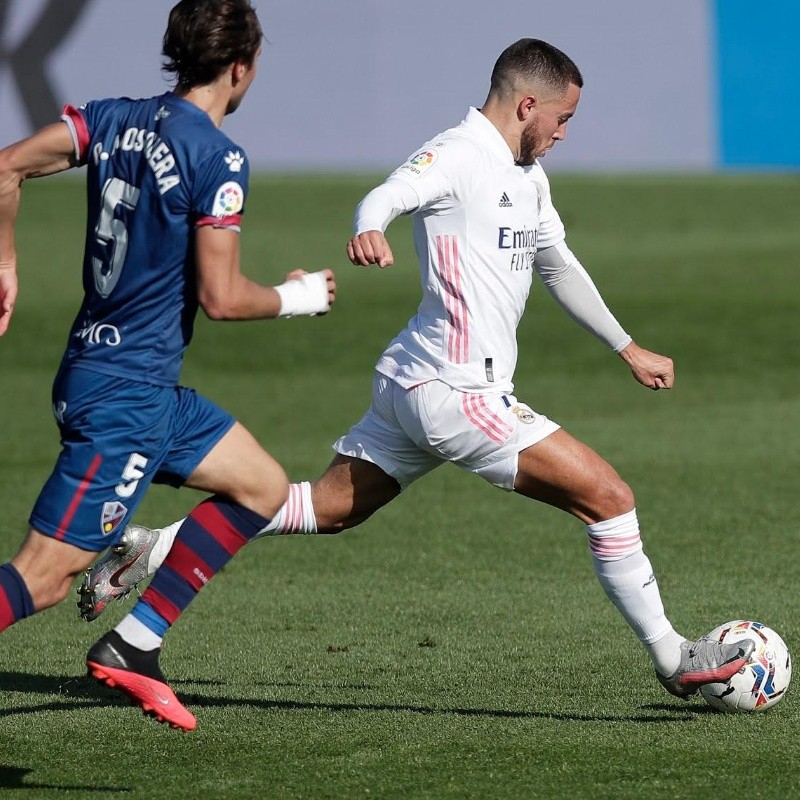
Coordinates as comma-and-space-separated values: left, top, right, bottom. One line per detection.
0, 765, 130, 792
0, 670, 702, 724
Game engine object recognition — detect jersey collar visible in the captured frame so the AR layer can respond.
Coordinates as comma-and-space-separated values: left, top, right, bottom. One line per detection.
461, 107, 516, 165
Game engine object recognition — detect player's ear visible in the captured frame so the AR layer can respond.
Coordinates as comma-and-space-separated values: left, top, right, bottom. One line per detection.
517, 95, 537, 121
231, 60, 248, 85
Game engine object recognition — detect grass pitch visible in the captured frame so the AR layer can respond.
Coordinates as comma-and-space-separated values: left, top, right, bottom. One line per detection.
1, 173, 799, 799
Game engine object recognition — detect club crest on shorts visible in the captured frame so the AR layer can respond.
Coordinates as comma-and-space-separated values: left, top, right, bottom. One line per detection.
101, 501, 128, 536
512, 404, 536, 424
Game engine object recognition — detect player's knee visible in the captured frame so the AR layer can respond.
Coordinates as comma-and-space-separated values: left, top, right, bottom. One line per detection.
599, 478, 635, 521
227, 460, 289, 520
240, 476, 289, 520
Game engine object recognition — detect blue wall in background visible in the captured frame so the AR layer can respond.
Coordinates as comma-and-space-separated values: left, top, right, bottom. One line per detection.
715, 0, 800, 168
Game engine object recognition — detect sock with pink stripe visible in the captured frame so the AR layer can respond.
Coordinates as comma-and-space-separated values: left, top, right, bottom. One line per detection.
588, 509, 685, 675
258, 481, 318, 535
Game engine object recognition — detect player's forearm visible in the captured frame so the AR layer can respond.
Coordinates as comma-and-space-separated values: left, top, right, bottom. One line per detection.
200, 271, 331, 321
199, 276, 282, 320
535, 242, 631, 352
0, 156, 22, 272
354, 179, 420, 234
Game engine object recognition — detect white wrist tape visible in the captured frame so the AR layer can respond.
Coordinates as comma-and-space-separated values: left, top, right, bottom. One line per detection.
275, 271, 330, 317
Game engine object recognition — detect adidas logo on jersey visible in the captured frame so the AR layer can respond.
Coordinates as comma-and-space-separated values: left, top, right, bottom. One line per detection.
499, 192, 513, 207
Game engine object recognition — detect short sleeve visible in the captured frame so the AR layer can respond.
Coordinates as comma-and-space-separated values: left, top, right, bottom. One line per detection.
193, 146, 250, 232
60, 103, 94, 165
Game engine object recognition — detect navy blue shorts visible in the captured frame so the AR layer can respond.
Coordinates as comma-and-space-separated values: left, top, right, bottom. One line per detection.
29, 367, 235, 551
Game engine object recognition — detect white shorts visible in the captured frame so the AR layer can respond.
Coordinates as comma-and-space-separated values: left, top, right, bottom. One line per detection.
334, 374, 560, 491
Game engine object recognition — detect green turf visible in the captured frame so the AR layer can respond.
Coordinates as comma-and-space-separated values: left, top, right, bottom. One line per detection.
1, 173, 799, 799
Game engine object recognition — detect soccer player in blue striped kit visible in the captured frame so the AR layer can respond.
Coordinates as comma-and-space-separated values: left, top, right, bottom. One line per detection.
0, 0, 335, 731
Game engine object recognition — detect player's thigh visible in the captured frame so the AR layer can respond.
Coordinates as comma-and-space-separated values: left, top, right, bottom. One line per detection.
514, 428, 634, 524
183, 421, 288, 518
30, 370, 171, 552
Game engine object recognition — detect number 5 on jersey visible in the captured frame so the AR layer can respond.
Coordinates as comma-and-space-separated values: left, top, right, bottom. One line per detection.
93, 177, 141, 298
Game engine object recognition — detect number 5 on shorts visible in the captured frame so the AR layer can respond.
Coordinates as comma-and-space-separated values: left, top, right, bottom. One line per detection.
116, 453, 149, 498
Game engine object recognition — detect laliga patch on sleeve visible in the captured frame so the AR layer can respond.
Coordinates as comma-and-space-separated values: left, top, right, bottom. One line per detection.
398, 148, 439, 178
212, 181, 244, 217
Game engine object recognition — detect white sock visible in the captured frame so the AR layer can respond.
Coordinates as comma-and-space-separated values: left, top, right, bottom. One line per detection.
146, 519, 184, 574
647, 629, 686, 677
115, 614, 163, 651
257, 482, 318, 535
588, 509, 685, 674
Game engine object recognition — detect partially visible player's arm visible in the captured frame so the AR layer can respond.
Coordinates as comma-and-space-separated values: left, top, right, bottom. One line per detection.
195, 225, 335, 320
347, 179, 421, 268
0, 122, 78, 335
535, 241, 673, 390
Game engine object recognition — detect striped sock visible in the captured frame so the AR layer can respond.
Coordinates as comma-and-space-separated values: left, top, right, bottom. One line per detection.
258, 482, 318, 535
0, 563, 35, 632
122, 497, 268, 648
588, 509, 674, 646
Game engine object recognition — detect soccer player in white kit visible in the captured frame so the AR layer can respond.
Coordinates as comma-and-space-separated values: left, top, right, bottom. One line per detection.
82, 39, 752, 699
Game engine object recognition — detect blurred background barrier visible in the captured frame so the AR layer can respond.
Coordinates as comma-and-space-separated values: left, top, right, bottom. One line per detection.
0, 0, 797, 172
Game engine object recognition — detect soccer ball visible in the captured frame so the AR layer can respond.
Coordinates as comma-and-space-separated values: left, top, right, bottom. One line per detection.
699, 620, 791, 712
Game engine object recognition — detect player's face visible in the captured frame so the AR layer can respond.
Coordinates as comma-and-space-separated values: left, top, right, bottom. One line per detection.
517, 82, 581, 165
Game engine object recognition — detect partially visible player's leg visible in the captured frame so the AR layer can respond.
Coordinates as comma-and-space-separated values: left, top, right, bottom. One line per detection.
263, 454, 401, 535
81, 374, 425, 610
87, 390, 289, 730
513, 428, 633, 524
124, 421, 287, 641
5, 370, 168, 631
234, 375, 417, 537
8, 530, 96, 614
1, 530, 95, 632
514, 429, 677, 657
80, 452, 401, 616
512, 428, 752, 694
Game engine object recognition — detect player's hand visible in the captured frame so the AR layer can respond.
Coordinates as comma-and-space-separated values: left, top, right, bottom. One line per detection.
277, 268, 336, 316
619, 341, 674, 390
284, 268, 337, 309
0, 264, 18, 336
346, 231, 394, 268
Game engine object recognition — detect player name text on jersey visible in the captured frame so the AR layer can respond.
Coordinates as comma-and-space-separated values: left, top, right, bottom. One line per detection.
91, 128, 180, 195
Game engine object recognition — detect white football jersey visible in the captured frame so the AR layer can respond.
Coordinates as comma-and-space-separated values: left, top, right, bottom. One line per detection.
368, 108, 566, 394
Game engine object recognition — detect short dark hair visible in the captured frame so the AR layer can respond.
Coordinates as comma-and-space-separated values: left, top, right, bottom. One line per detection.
489, 38, 583, 99
162, 0, 263, 90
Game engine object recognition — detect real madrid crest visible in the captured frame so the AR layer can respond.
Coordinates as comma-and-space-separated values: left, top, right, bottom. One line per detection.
512, 404, 536, 424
